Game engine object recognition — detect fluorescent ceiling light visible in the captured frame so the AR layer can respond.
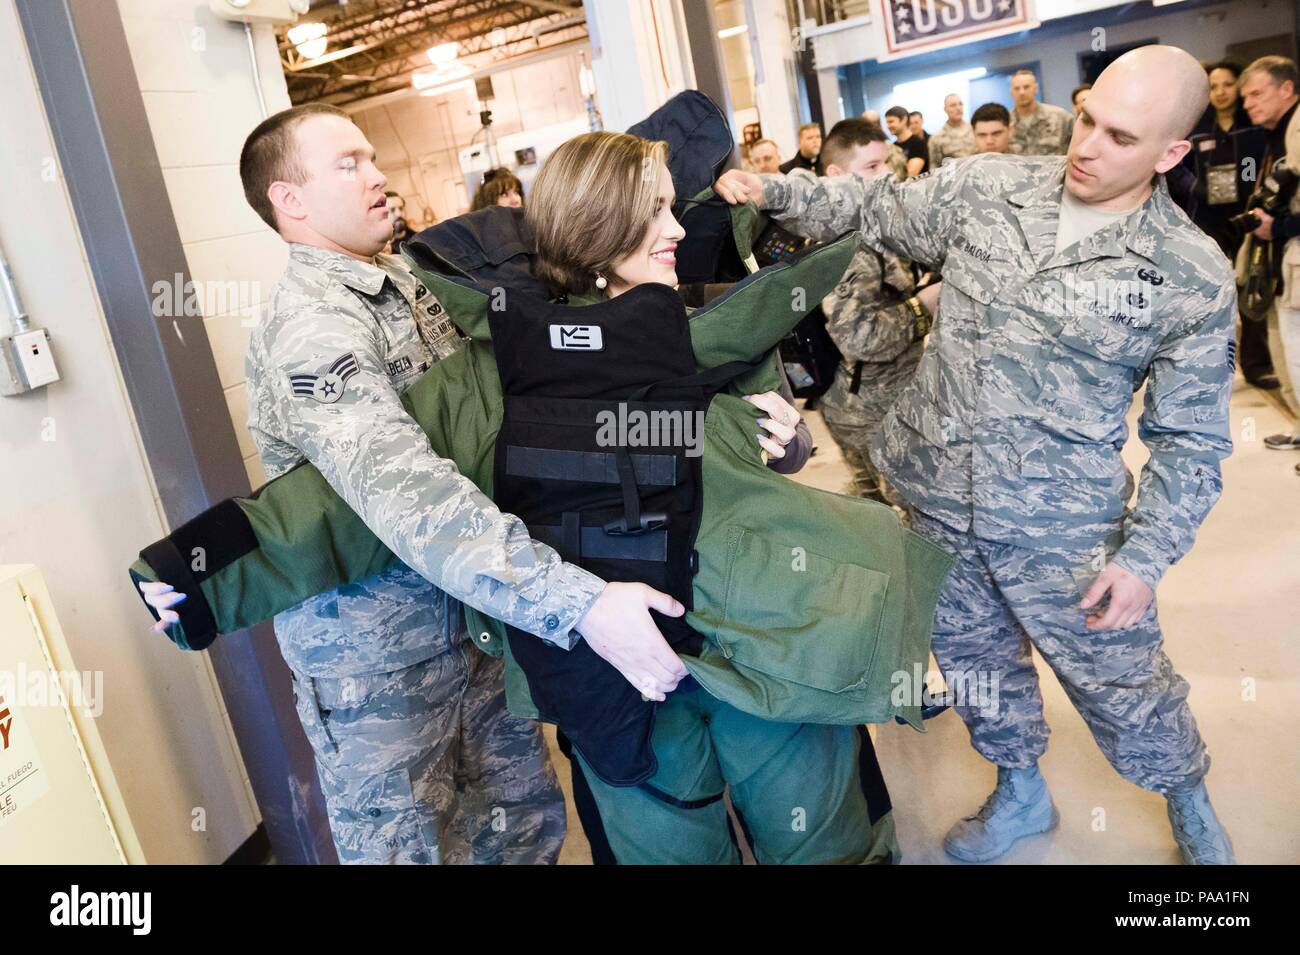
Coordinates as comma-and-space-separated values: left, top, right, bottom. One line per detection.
412, 65, 471, 90
418, 79, 475, 98
288, 22, 327, 60
427, 42, 459, 66
717, 25, 747, 39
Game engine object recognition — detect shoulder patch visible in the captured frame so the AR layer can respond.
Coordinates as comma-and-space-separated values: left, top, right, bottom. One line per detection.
288, 352, 360, 403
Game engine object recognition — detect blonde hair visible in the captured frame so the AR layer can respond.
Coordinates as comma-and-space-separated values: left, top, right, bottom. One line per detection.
528, 132, 669, 297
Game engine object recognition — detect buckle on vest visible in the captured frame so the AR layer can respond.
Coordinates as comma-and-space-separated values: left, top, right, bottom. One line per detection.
603, 512, 667, 536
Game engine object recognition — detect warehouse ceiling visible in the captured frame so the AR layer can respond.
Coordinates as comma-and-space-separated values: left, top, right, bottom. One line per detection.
280, 0, 589, 108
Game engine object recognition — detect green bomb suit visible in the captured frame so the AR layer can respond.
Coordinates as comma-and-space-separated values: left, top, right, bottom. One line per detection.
132, 224, 955, 864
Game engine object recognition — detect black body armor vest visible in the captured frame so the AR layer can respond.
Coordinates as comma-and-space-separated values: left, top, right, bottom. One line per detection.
488, 282, 733, 786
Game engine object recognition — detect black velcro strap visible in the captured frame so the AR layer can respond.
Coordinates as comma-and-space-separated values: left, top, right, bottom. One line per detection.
138, 535, 219, 650
135, 497, 255, 652
166, 497, 259, 583
857, 725, 893, 825
531, 523, 668, 562
613, 446, 642, 534
849, 360, 864, 395
637, 781, 725, 810
506, 446, 677, 486
628, 358, 764, 402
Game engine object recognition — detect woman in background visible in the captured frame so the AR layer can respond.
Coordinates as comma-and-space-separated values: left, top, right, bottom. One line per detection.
1185, 60, 1275, 389
470, 167, 524, 210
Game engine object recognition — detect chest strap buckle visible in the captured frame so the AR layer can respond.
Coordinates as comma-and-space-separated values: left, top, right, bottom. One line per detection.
603, 513, 668, 536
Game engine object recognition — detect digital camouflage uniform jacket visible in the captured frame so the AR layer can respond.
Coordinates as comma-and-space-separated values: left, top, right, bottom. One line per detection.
928, 122, 976, 170
818, 241, 924, 457
1010, 101, 1075, 157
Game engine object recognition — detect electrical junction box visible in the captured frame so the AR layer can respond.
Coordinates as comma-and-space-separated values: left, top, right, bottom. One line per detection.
208, 0, 307, 26
0, 327, 60, 396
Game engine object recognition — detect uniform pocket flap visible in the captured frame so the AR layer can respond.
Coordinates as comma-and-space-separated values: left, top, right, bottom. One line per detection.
892, 394, 953, 447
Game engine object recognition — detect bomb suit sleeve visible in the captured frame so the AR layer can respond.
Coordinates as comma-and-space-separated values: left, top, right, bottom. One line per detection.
130, 237, 860, 649
137, 300, 603, 652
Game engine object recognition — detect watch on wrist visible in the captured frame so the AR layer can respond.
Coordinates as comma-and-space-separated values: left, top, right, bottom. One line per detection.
906, 296, 932, 338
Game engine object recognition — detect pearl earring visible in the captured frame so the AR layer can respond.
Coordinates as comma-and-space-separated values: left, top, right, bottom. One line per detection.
595, 273, 608, 290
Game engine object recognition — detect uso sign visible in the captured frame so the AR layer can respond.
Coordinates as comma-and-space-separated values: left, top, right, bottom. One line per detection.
876, 0, 1038, 61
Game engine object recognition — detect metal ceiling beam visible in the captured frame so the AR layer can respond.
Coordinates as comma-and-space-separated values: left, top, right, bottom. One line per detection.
517, 0, 584, 13
283, 2, 548, 98
284, 5, 586, 105
337, 34, 589, 113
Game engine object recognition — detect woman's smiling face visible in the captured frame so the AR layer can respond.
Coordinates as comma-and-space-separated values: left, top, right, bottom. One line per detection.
607, 164, 684, 296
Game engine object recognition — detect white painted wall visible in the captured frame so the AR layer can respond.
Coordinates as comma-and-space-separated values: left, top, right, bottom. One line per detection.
0, 0, 260, 863
584, 0, 692, 133
746, 0, 802, 160
718, 0, 756, 112
351, 52, 590, 225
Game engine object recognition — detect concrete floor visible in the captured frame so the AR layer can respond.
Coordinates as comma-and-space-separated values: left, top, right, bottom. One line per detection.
549, 372, 1300, 864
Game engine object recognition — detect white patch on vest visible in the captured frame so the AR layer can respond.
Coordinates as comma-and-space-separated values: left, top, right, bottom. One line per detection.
548, 324, 603, 351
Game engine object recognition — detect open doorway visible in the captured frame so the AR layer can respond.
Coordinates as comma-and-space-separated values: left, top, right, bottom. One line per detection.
274, 2, 598, 233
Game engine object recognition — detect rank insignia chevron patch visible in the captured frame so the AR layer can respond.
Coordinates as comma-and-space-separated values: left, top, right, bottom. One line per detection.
289, 352, 360, 404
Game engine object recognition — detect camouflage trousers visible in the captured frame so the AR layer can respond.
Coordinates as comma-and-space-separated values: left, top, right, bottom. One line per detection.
819, 356, 918, 503
819, 397, 883, 498
911, 510, 1210, 794
573, 682, 898, 864
291, 640, 566, 864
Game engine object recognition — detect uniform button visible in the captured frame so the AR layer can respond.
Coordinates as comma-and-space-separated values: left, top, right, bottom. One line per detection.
543, 614, 560, 631
479, 631, 492, 643
368, 808, 382, 818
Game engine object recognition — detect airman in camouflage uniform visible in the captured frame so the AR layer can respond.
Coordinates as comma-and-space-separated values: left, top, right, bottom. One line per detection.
928, 121, 976, 170
818, 240, 925, 501
786, 146, 920, 500
246, 243, 603, 863
749, 147, 1237, 860
1010, 101, 1075, 156
886, 142, 909, 181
